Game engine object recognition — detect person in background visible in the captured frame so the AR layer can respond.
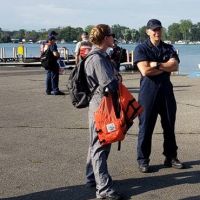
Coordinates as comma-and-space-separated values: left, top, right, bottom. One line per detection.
110, 39, 122, 71
40, 31, 58, 56
84, 24, 123, 200
107, 39, 127, 71
74, 31, 92, 65
44, 35, 65, 95
17, 42, 25, 62
133, 19, 184, 173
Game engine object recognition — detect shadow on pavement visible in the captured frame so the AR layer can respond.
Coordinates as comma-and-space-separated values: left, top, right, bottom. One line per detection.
2, 160, 200, 200
180, 196, 200, 200
116, 170, 200, 199
1, 186, 96, 200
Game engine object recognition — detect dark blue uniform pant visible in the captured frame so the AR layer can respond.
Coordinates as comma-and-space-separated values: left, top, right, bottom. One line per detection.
137, 79, 178, 165
46, 69, 59, 94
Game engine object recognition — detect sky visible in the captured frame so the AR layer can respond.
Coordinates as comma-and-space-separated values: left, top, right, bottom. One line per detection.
1, 0, 199, 31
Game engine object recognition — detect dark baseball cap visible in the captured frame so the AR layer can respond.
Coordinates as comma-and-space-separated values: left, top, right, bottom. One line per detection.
48, 35, 56, 41
147, 19, 162, 30
49, 30, 58, 36
82, 32, 89, 36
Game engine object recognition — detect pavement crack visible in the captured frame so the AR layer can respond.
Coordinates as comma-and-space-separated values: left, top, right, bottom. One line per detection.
177, 102, 200, 108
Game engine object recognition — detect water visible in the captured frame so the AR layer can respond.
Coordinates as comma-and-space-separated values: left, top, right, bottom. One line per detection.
121, 44, 200, 74
0, 43, 76, 57
0, 43, 200, 74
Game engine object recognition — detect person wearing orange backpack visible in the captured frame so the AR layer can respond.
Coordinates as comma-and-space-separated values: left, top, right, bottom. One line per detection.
84, 24, 123, 200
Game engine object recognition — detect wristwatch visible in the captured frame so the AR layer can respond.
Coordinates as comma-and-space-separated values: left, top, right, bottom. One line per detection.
155, 62, 161, 70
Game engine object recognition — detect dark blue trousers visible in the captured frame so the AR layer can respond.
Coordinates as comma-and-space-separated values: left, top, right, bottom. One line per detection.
46, 69, 59, 94
137, 78, 178, 165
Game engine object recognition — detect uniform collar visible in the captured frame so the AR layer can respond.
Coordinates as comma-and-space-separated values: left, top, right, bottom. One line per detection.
146, 38, 163, 48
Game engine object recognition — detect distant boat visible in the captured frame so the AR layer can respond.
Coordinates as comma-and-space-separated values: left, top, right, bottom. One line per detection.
60, 39, 66, 44
164, 40, 172, 44
175, 40, 187, 45
11, 38, 20, 43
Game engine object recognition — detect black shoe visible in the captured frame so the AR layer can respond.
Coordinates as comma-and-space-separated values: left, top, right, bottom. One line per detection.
99, 192, 123, 200
52, 91, 65, 95
139, 164, 149, 173
46, 91, 51, 95
164, 158, 184, 169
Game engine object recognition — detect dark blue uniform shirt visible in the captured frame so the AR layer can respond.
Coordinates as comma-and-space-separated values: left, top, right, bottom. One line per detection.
134, 39, 179, 82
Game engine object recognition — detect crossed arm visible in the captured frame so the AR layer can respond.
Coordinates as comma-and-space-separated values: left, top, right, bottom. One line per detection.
137, 58, 179, 76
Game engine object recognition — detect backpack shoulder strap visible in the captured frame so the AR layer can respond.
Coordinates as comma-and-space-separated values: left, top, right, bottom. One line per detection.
83, 50, 104, 61
80, 51, 105, 95
79, 51, 105, 78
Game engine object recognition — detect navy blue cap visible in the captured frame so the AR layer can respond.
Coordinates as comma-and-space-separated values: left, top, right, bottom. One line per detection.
49, 31, 58, 36
147, 19, 162, 30
82, 32, 89, 36
48, 35, 56, 41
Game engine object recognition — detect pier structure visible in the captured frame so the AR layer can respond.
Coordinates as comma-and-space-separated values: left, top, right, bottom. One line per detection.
0, 46, 76, 67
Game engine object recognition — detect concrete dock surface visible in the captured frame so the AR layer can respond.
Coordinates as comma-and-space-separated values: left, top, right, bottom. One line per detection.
0, 67, 200, 200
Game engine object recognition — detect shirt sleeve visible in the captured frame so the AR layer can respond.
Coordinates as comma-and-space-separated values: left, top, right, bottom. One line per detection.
85, 54, 117, 90
133, 45, 149, 65
74, 42, 81, 54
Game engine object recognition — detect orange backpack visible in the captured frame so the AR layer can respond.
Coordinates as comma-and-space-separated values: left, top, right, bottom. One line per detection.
119, 83, 143, 128
94, 83, 143, 146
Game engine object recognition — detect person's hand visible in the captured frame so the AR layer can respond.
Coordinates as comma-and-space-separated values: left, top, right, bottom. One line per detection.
149, 61, 157, 68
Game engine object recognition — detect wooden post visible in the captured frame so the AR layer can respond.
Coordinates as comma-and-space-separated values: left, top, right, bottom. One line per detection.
131, 50, 134, 66
126, 50, 130, 63
13, 47, 17, 59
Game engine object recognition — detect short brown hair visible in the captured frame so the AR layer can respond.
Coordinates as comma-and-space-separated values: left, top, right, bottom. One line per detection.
89, 24, 112, 45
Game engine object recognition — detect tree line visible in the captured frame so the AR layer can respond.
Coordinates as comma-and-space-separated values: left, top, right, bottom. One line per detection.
0, 19, 199, 43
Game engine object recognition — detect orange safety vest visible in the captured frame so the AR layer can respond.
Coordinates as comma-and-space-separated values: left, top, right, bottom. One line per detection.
95, 83, 143, 146
119, 83, 143, 128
